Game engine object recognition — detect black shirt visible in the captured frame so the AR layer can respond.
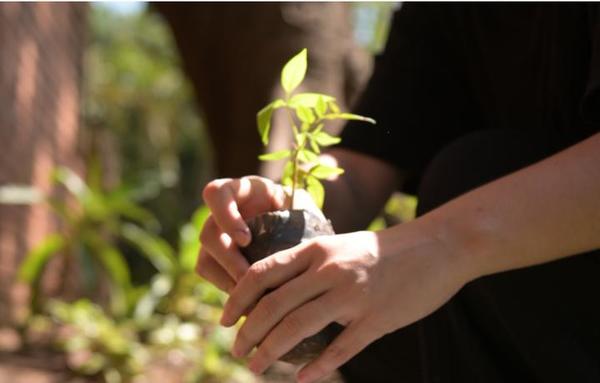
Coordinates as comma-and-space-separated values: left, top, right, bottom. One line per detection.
340, 3, 600, 192
337, 3, 600, 382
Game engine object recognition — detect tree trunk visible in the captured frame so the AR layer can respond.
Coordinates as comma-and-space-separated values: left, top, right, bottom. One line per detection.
154, 3, 372, 180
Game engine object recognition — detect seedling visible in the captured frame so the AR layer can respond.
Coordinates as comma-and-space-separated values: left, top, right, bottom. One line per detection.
257, 48, 375, 208
245, 49, 376, 364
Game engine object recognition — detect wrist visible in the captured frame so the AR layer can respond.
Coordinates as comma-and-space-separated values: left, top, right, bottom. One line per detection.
374, 216, 478, 288
423, 205, 498, 283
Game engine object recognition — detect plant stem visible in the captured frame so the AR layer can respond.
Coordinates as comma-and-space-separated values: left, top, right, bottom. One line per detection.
284, 104, 300, 208
284, 104, 321, 210
290, 147, 298, 209
285, 105, 299, 140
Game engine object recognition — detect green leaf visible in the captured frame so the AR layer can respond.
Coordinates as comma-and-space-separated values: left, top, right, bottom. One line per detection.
0, 184, 43, 205
52, 167, 88, 200
309, 137, 320, 154
94, 244, 131, 316
324, 113, 376, 124
191, 205, 211, 230
257, 99, 285, 146
296, 105, 315, 124
300, 122, 311, 132
178, 224, 199, 273
134, 289, 160, 322
298, 148, 319, 163
295, 132, 306, 147
109, 198, 159, 230
179, 205, 210, 273
328, 101, 340, 113
310, 164, 345, 179
18, 234, 65, 284
81, 190, 110, 222
306, 176, 325, 209
121, 223, 176, 274
259, 149, 291, 161
367, 217, 386, 232
257, 105, 274, 145
313, 131, 341, 146
96, 245, 131, 291
288, 93, 335, 109
281, 48, 308, 95
315, 96, 328, 117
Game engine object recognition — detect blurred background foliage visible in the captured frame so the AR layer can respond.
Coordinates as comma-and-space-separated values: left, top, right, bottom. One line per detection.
83, 3, 213, 247
8, 2, 403, 382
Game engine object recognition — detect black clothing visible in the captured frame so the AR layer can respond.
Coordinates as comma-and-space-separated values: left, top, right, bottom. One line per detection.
336, 4, 600, 383
340, 3, 600, 193
340, 129, 600, 383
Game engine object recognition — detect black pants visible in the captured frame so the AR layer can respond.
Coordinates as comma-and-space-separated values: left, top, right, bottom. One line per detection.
340, 130, 600, 383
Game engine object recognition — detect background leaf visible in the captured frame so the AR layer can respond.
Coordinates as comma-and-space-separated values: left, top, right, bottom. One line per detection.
52, 167, 88, 200
0, 184, 43, 205
179, 205, 210, 272
94, 244, 132, 316
18, 234, 66, 284
121, 223, 176, 274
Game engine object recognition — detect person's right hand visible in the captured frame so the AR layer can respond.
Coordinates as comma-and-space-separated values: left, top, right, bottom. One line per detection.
198, 176, 289, 293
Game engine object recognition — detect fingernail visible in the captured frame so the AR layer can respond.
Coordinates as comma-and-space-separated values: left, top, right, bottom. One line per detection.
220, 303, 233, 326
248, 358, 263, 374
296, 369, 311, 383
234, 228, 251, 247
232, 343, 244, 358
230, 343, 239, 358
219, 313, 230, 327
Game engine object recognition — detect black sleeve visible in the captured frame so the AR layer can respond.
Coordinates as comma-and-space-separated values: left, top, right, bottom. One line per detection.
336, 4, 476, 188
581, 5, 600, 126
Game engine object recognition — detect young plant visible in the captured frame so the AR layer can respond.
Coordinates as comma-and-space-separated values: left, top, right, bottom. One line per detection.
257, 48, 375, 209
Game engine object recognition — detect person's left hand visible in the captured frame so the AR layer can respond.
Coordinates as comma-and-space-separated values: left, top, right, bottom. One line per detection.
220, 220, 472, 383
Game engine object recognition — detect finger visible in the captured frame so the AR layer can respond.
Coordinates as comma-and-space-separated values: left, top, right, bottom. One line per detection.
195, 248, 235, 293
200, 216, 249, 281
203, 177, 287, 247
235, 176, 288, 219
231, 271, 330, 357
245, 292, 343, 374
296, 320, 375, 383
203, 178, 252, 246
220, 245, 312, 327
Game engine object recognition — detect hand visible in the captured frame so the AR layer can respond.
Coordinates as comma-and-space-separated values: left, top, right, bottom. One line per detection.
221, 219, 471, 383
198, 176, 321, 293
198, 176, 288, 292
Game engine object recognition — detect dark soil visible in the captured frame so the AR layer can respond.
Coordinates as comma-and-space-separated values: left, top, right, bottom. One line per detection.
241, 210, 343, 365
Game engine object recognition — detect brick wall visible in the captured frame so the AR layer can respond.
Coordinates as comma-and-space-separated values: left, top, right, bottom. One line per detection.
0, 3, 86, 325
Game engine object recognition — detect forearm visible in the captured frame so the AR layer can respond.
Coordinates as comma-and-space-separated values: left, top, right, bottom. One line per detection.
421, 132, 600, 280
321, 148, 402, 233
